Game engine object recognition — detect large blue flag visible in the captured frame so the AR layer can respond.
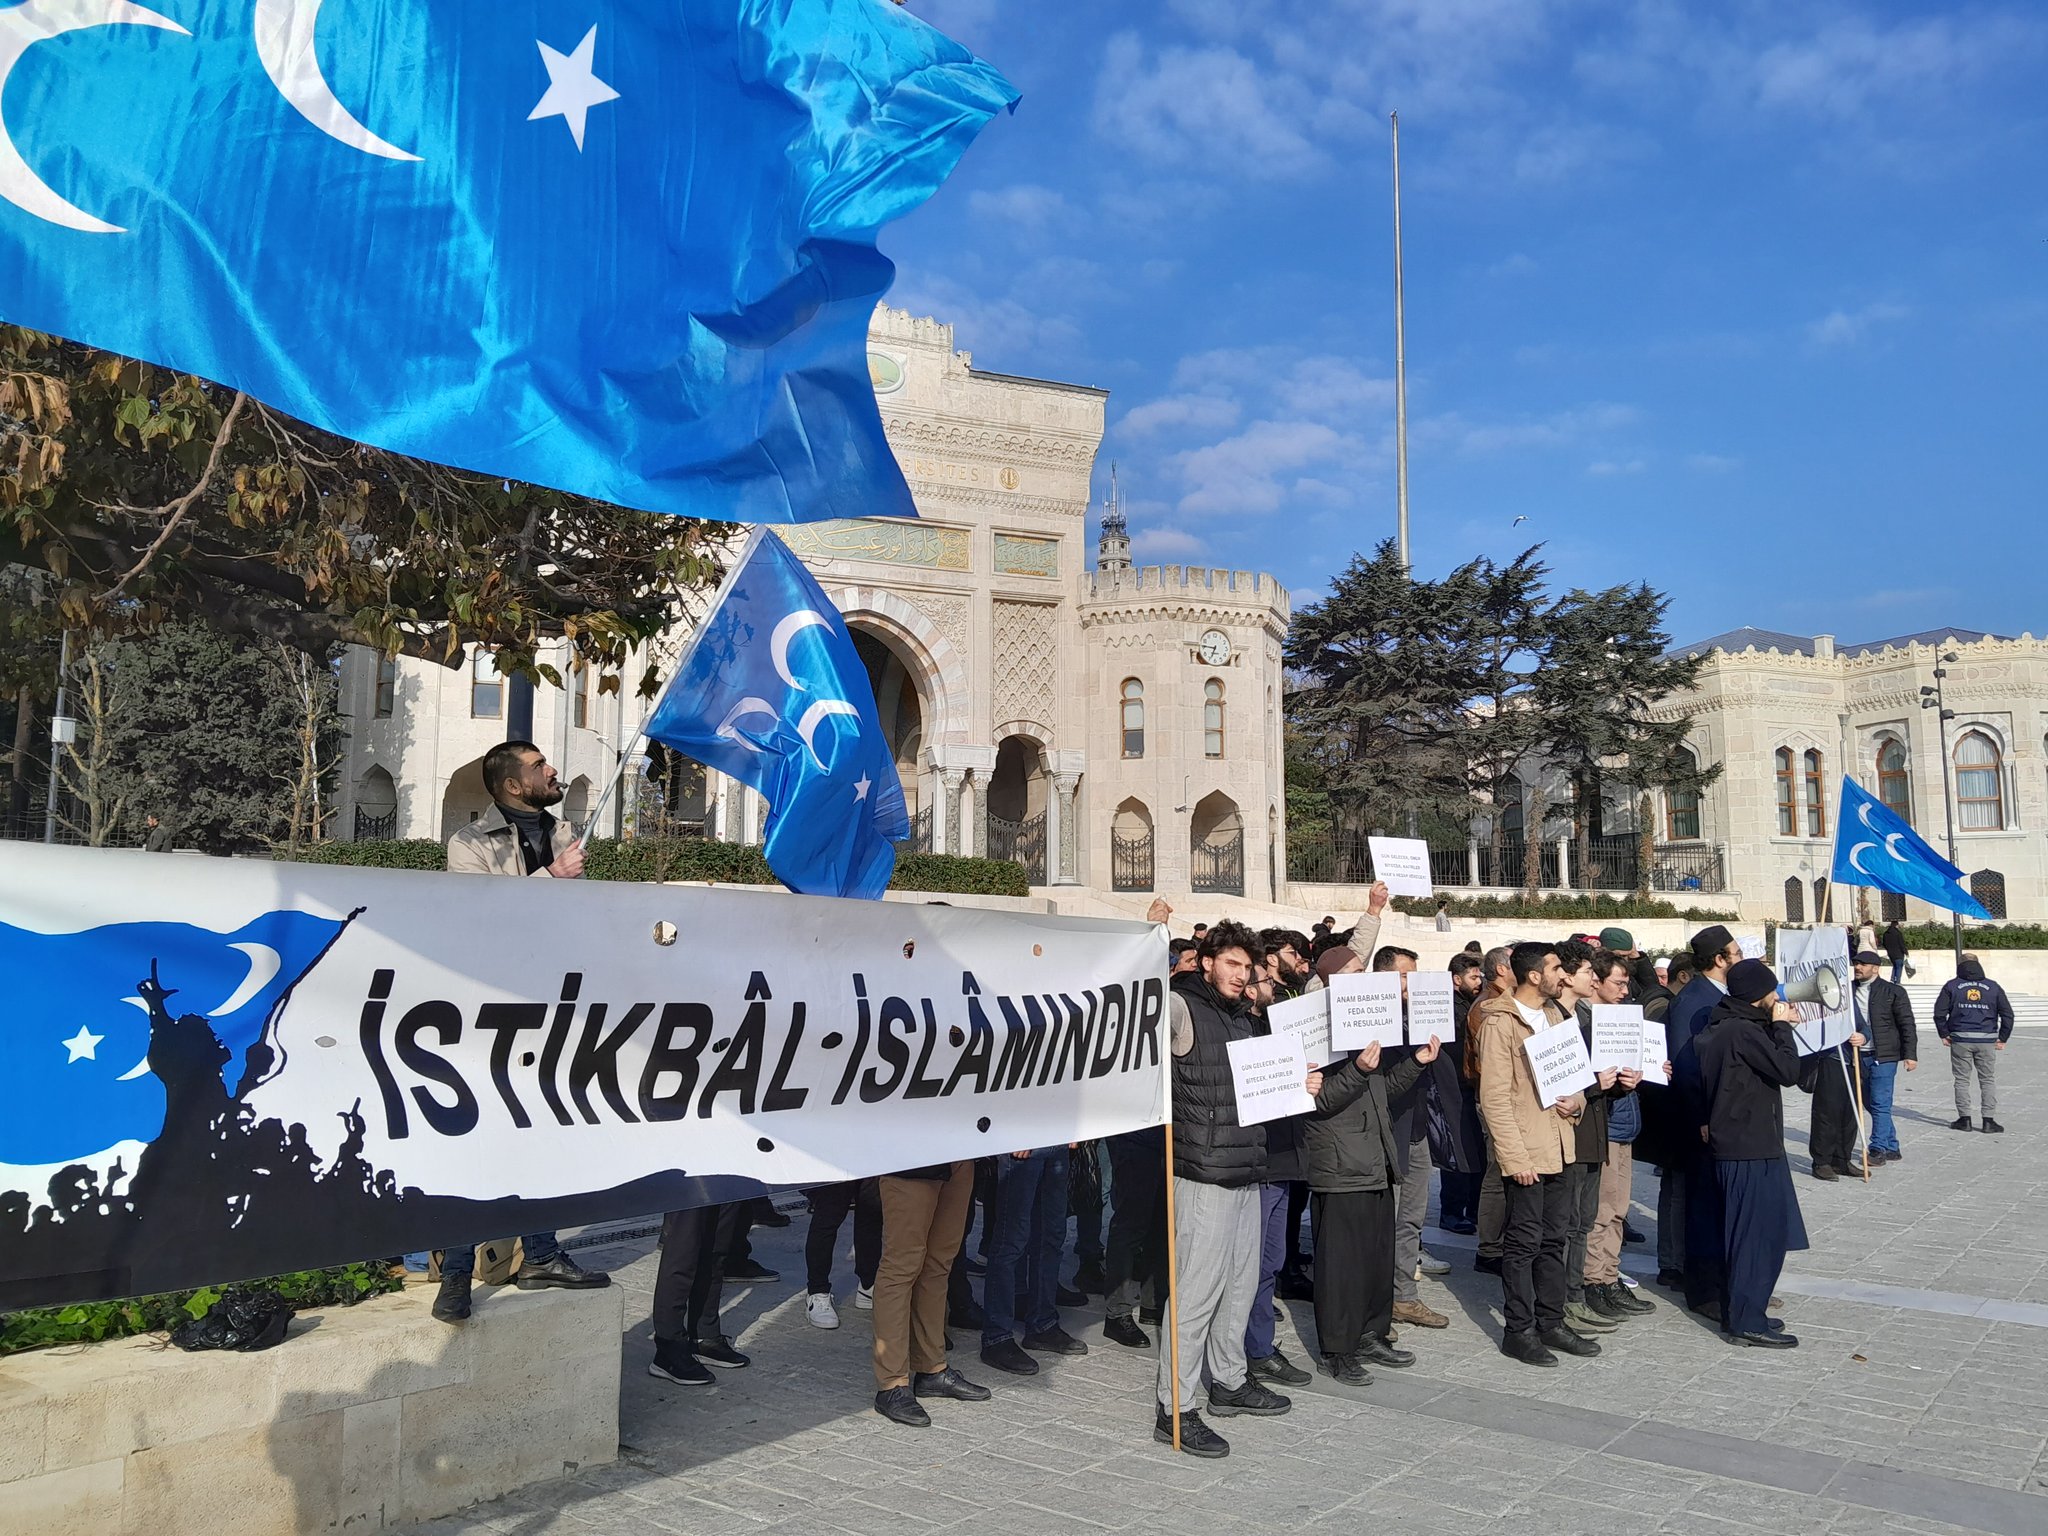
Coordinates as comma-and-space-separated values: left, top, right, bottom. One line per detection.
646, 529, 908, 898
0, 0, 1015, 523
1831, 777, 1991, 920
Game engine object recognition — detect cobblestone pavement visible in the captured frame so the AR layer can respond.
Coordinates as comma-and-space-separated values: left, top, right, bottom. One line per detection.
423, 1033, 2046, 1536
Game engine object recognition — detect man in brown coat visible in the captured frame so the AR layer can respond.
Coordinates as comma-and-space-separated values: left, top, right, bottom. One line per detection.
1474, 941, 1599, 1367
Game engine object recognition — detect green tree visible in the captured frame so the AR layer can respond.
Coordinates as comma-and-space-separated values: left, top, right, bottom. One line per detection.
1531, 583, 1720, 890
1446, 548, 1550, 888
0, 330, 719, 688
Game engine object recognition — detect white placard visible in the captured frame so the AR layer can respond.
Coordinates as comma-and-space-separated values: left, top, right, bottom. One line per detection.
1227, 1031, 1314, 1127
1776, 924, 1855, 1056
1523, 1018, 1597, 1108
1405, 969, 1457, 1044
1266, 990, 1335, 1067
1637, 1018, 1670, 1084
1329, 971, 1407, 1053
1738, 933, 1769, 961
1588, 1004, 1646, 1072
1368, 836, 1434, 898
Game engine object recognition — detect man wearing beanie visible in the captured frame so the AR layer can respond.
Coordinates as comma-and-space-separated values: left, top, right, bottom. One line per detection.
1697, 959, 1807, 1348
1663, 925, 1743, 1315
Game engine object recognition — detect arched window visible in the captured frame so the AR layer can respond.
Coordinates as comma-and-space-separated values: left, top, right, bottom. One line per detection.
1784, 875, 1805, 923
1803, 748, 1826, 837
1813, 877, 1828, 920
1955, 732, 2004, 830
470, 649, 502, 719
1204, 679, 1225, 759
1120, 678, 1144, 759
1877, 738, 1911, 818
1971, 869, 2007, 919
1775, 748, 1795, 836
375, 655, 397, 719
1665, 747, 1701, 841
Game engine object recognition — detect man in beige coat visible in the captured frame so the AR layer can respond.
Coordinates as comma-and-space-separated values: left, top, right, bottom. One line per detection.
1473, 941, 1597, 1367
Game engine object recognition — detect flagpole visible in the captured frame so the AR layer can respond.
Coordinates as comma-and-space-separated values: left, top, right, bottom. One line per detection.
1390, 111, 1411, 574
575, 526, 767, 850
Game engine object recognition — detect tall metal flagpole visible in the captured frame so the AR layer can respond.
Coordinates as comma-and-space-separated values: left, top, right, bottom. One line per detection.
1391, 111, 1411, 574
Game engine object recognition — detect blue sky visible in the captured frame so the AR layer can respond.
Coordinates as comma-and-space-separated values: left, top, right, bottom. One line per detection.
886, 0, 2047, 648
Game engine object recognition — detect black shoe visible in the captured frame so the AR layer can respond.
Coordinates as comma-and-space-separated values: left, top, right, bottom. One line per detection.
1474, 1254, 1503, 1276
1729, 1329, 1799, 1349
1320, 1351, 1371, 1386
1688, 1297, 1725, 1321
1606, 1283, 1655, 1315
755, 1205, 793, 1228
1154, 1409, 1229, 1458
1206, 1378, 1291, 1417
1982, 1118, 2005, 1134
1500, 1330, 1558, 1367
692, 1334, 750, 1369
1274, 1266, 1316, 1301
649, 1339, 712, 1385
1951, 1116, 1973, 1131
1056, 1283, 1089, 1308
1247, 1349, 1311, 1386
513, 1251, 610, 1291
1023, 1325, 1088, 1357
1073, 1262, 1107, 1294
431, 1274, 472, 1323
1356, 1336, 1415, 1369
1138, 1306, 1164, 1326
1104, 1315, 1151, 1349
1812, 1164, 1839, 1181
723, 1257, 780, 1283
874, 1385, 931, 1426
979, 1339, 1040, 1376
948, 1300, 987, 1331
1580, 1285, 1630, 1322
1444, 1216, 1478, 1235
1622, 1221, 1647, 1245
1539, 1325, 1601, 1358
914, 1366, 992, 1402
1655, 1268, 1684, 1290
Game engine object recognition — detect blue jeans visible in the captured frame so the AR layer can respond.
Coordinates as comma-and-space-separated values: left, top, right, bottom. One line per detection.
440, 1231, 559, 1277
982, 1148, 1067, 1347
1244, 1182, 1289, 1360
1861, 1057, 1900, 1155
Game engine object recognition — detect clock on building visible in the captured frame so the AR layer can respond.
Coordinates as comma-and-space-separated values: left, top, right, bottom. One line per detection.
1198, 629, 1232, 665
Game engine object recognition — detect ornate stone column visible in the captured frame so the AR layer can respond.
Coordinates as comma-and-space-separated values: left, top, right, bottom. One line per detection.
1053, 773, 1082, 885
941, 768, 967, 857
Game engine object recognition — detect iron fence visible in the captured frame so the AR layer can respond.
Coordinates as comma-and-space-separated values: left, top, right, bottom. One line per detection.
353, 807, 397, 841
1192, 829, 1244, 896
1289, 827, 1727, 895
897, 806, 933, 856
1111, 831, 1154, 892
986, 811, 1046, 885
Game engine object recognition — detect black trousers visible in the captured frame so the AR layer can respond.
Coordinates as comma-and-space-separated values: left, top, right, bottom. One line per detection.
1562, 1161, 1602, 1304
948, 1157, 996, 1310
653, 1201, 747, 1346
1809, 1052, 1859, 1172
1682, 1151, 1727, 1314
805, 1179, 882, 1295
1103, 1133, 1167, 1320
1439, 1167, 1482, 1225
1310, 1187, 1394, 1356
1500, 1172, 1570, 1337
1284, 1179, 1312, 1266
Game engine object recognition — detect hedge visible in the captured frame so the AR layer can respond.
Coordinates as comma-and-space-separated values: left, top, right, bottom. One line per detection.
295, 838, 1032, 898
1390, 893, 1738, 922
0, 1262, 402, 1357
1899, 923, 2048, 952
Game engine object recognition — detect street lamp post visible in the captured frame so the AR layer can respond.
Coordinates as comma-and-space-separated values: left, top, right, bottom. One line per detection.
1918, 650, 1964, 970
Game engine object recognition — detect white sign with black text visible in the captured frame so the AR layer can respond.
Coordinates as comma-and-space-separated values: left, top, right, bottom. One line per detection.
1266, 990, 1335, 1068
1523, 1018, 1597, 1108
1227, 1032, 1315, 1127
1329, 972, 1407, 1053
1405, 969, 1457, 1044
1367, 836, 1434, 898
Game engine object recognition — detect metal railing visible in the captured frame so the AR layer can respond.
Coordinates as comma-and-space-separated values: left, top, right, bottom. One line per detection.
986, 811, 1046, 885
897, 806, 933, 856
1111, 831, 1154, 892
1192, 830, 1244, 896
354, 808, 397, 841
1288, 825, 1728, 895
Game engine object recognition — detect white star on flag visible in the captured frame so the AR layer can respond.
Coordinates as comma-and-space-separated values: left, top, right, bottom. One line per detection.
854, 774, 873, 803
62, 1025, 104, 1063
530, 27, 621, 151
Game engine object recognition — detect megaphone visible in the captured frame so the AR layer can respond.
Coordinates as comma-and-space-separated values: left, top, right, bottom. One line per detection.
1778, 964, 1842, 1010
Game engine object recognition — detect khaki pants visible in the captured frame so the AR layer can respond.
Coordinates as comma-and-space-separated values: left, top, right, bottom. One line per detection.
1585, 1143, 1632, 1285
873, 1166, 972, 1390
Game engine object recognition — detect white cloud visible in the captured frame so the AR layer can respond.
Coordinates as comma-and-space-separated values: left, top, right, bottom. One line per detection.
1132, 525, 1210, 561
1093, 32, 1322, 178
1748, 16, 2044, 121
1806, 301, 1910, 348
1273, 357, 1397, 421
1686, 452, 1742, 474
1587, 458, 1646, 477
1120, 393, 1244, 439
966, 184, 1073, 237
1421, 402, 1641, 456
1171, 419, 1366, 516
887, 273, 1081, 365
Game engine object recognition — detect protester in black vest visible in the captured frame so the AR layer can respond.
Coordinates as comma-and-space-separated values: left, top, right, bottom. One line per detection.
1154, 922, 1314, 1458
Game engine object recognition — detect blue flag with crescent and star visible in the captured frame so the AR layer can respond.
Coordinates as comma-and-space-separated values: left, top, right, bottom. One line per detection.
645, 529, 908, 899
1830, 777, 1992, 920
0, 909, 348, 1168
0, 0, 1015, 523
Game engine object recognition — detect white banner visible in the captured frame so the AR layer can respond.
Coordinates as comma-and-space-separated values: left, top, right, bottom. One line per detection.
1524, 1018, 1596, 1108
1774, 924, 1854, 1056
1367, 836, 1434, 898
1329, 971, 1406, 1052
0, 844, 1167, 1308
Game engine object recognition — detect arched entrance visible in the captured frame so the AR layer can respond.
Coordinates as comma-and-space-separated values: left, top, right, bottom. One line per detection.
986, 735, 1048, 883
1112, 797, 1153, 892
440, 756, 491, 841
1191, 792, 1244, 896
354, 765, 398, 841
850, 626, 927, 846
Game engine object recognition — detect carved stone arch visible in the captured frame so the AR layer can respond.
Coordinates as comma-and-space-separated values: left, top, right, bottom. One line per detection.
991, 717, 1055, 749
831, 586, 971, 746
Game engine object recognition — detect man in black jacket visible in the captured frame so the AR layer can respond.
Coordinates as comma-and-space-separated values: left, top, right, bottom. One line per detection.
1852, 950, 1918, 1164
1155, 922, 1304, 1458
1698, 961, 1808, 1349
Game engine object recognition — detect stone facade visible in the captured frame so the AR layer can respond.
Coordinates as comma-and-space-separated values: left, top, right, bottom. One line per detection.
330, 306, 1291, 899
1653, 628, 2048, 924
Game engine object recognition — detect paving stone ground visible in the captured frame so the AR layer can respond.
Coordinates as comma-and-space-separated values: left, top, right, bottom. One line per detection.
422, 1031, 2047, 1536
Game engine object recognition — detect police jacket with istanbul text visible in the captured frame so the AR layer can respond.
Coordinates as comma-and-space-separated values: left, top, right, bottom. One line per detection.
1934, 959, 2014, 1045
1167, 971, 1267, 1188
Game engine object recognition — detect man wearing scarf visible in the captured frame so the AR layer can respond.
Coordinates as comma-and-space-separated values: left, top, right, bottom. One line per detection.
1697, 960, 1808, 1349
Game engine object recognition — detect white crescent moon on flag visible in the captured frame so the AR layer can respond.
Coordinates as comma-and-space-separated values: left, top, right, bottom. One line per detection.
0, 0, 191, 234
1847, 843, 1878, 879
714, 697, 778, 753
116, 995, 154, 1081
1858, 801, 1882, 834
1883, 831, 1908, 861
210, 942, 282, 1018
254, 0, 422, 162
770, 610, 833, 690
796, 699, 859, 772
